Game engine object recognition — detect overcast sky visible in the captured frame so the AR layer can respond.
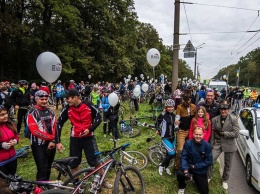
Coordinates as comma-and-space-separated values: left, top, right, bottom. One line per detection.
134, 0, 260, 81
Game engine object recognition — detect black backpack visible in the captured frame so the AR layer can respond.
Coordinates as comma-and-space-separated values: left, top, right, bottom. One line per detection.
1, 92, 12, 109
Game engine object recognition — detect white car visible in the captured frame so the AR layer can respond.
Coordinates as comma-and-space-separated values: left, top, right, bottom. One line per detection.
236, 104, 260, 192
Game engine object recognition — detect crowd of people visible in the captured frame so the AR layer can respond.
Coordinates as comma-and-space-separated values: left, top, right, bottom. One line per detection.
0, 78, 257, 194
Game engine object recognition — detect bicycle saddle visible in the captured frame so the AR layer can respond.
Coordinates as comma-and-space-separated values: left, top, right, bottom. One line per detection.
54, 157, 78, 165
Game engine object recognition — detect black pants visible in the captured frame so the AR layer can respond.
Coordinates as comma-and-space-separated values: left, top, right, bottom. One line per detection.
17, 108, 28, 133
109, 115, 120, 139
56, 97, 64, 109
0, 159, 17, 178
177, 170, 209, 194
31, 143, 56, 181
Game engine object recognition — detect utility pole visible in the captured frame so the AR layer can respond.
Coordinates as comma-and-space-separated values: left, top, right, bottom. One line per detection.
171, 0, 180, 94
194, 51, 197, 78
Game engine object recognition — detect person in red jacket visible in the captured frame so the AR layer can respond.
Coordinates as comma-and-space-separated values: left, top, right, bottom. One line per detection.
26, 90, 57, 181
0, 106, 19, 177
39, 81, 50, 95
189, 106, 212, 142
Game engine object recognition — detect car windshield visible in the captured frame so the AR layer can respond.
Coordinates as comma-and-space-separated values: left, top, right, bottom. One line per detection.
257, 118, 260, 139
209, 85, 226, 91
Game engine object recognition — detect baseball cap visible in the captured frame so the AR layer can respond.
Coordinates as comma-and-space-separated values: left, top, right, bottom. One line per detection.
61, 89, 80, 98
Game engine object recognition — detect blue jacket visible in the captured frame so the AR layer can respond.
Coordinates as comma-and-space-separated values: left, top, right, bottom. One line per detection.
101, 96, 110, 112
181, 139, 212, 175
56, 84, 65, 98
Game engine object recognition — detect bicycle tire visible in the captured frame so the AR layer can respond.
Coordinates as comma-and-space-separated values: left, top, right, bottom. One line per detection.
121, 127, 140, 138
41, 189, 70, 194
120, 151, 148, 170
63, 168, 95, 187
148, 149, 175, 168
113, 166, 145, 194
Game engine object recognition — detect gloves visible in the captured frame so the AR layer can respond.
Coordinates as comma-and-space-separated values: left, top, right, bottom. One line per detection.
215, 129, 224, 136
189, 164, 195, 170
11, 139, 18, 146
184, 172, 193, 181
1, 142, 11, 150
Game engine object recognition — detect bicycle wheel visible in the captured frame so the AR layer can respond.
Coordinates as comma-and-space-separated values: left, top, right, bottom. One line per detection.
63, 168, 94, 187
148, 149, 175, 168
120, 151, 148, 170
121, 127, 140, 138
113, 166, 145, 194
41, 189, 70, 194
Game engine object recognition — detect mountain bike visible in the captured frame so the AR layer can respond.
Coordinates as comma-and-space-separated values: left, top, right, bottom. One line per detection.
81, 139, 148, 170
63, 142, 146, 194
146, 137, 175, 168
0, 157, 91, 194
118, 115, 141, 138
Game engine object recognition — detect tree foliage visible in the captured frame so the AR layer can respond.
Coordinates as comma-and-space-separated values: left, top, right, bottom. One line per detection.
214, 48, 260, 86
0, 0, 193, 83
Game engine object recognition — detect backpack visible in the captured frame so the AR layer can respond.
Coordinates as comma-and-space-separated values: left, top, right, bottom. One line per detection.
2, 92, 12, 109
24, 124, 30, 139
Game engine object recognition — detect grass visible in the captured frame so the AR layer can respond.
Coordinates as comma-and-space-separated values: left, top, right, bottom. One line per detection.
16, 102, 227, 194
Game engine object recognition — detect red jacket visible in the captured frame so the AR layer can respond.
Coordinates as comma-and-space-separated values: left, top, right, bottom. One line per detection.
189, 116, 212, 142
56, 100, 101, 142
0, 123, 19, 162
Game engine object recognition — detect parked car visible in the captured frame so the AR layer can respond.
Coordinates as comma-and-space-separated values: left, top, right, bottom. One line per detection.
236, 104, 260, 192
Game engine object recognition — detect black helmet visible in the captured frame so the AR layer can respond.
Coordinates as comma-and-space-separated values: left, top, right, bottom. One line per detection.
18, 80, 28, 85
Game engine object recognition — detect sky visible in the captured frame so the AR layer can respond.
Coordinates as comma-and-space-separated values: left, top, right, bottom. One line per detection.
134, 0, 260, 81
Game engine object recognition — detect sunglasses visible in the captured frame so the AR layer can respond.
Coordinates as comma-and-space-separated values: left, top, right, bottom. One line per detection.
38, 95, 49, 98
219, 104, 229, 109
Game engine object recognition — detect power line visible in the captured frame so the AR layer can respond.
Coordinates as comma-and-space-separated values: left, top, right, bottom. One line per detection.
182, 1, 192, 42
181, 30, 260, 35
182, 1, 260, 12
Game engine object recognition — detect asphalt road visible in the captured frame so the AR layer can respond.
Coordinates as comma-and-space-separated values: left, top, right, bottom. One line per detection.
219, 151, 259, 194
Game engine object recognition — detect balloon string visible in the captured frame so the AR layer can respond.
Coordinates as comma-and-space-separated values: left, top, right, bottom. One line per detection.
153, 67, 155, 79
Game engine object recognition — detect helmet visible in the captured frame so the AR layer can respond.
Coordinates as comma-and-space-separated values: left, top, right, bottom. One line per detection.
165, 99, 175, 107
41, 81, 47, 86
18, 80, 28, 85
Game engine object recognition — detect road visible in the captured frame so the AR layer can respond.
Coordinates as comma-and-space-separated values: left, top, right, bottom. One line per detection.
219, 151, 259, 194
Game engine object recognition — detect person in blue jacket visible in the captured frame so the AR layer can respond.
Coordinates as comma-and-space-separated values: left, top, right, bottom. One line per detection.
101, 89, 111, 137
177, 127, 213, 194
55, 80, 65, 110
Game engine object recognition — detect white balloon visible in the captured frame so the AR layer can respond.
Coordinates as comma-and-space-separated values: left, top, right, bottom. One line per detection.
146, 48, 160, 67
147, 76, 149, 79
133, 87, 141, 97
88, 75, 91, 79
108, 93, 119, 107
142, 83, 149, 92
128, 75, 131, 79
36, 52, 62, 83
135, 77, 137, 81
155, 79, 158, 83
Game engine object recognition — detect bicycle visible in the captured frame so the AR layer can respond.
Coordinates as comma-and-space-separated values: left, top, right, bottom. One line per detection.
118, 115, 141, 138
81, 139, 148, 170
63, 142, 146, 194
0, 157, 92, 194
146, 137, 175, 168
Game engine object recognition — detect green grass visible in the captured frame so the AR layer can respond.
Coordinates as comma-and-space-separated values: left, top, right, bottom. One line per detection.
16, 102, 227, 194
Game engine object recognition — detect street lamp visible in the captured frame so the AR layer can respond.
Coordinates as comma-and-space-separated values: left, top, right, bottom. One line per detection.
194, 43, 205, 79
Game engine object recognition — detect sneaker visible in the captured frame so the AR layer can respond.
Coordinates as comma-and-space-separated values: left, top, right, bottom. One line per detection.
103, 181, 113, 189
165, 168, 172, 175
158, 166, 164, 175
178, 189, 185, 194
222, 182, 228, 189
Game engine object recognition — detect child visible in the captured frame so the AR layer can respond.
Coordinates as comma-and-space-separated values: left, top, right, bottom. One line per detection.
156, 99, 176, 176
188, 106, 211, 142
100, 89, 111, 137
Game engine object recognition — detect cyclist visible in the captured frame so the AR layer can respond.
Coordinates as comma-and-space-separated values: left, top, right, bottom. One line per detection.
10, 80, 30, 134
156, 99, 176, 176
55, 80, 65, 110
26, 90, 57, 181
55, 89, 112, 189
